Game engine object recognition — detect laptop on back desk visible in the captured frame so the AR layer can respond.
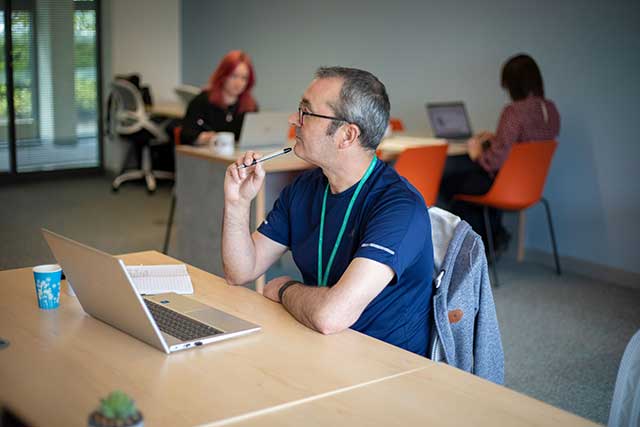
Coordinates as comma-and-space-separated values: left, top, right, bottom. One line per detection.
238, 112, 290, 150
426, 102, 473, 142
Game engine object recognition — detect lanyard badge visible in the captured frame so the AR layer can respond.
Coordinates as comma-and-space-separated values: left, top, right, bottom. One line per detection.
317, 156, 377, 286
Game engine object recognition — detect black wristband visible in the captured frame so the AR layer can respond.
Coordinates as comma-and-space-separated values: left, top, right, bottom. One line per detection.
278, 280, 299, 303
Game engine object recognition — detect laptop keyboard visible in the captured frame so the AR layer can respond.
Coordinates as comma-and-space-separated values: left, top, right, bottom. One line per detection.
144, 300, 223, 341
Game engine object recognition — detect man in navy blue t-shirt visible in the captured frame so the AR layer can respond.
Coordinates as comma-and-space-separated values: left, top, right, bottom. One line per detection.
222, 67, 434, 356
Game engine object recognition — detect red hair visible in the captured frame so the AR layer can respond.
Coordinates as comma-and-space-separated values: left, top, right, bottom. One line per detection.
207, 50, 257, 113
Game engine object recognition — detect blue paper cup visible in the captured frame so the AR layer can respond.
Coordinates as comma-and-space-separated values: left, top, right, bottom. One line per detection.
33, 264, 62, 310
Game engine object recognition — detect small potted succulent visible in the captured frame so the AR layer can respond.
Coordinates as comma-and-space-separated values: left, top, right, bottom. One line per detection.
88, 390, 144, 427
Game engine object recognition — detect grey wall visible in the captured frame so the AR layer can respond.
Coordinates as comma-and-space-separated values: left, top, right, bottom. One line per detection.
110, 0, 181, 103
182, 0, 640, 275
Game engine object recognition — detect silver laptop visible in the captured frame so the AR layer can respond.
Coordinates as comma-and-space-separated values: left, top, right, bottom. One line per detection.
42, 229, 260, 354
238, 112, 290, 150
426, 102, 473, 142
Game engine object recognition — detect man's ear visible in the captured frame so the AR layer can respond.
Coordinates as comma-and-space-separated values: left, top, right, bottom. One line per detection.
337, 123, 360, 150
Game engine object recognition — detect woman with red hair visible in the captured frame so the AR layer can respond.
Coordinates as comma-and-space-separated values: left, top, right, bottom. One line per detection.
182, 50, 258, 145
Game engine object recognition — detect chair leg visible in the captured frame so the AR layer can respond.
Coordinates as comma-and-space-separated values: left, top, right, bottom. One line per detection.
141, 145, 156, 192
118, 143, 137, 175
112, 144, 139, 190
517, 210, 526, 262
541, 198, 561, 275
483, 206, 499, 287
112, 170, 145, 189
163, 190, 176, 255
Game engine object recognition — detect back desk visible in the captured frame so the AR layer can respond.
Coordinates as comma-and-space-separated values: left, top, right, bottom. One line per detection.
0, 252, 598, 426
174, 137, 466, 291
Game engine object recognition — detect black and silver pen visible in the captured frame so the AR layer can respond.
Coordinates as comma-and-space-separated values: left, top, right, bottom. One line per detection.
236, 147, 292, 169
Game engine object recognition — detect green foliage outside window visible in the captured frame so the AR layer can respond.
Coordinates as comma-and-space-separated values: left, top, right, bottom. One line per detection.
0, 10, 98, 121
74, 10, 97, 117
0, 11, 34, 120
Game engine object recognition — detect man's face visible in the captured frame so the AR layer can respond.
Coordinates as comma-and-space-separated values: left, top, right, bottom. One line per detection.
289, 77, 343, 164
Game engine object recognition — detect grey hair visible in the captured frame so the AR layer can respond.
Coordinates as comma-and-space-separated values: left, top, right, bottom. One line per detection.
315, 67, 390, 151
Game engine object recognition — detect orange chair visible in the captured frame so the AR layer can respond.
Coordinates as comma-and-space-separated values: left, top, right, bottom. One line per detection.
288, 125, 296, 140
389, 117, 405, 132
173, 126, 182, 146
394, 144, 448, 207
454, 140, 561, 286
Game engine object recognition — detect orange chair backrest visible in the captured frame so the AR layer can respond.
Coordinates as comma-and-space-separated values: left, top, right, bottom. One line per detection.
483, 140, 557, 210
394, 144, 448, 207
389, 118, 405, 132
288, 126, 296, 140
173, 126, 182, 145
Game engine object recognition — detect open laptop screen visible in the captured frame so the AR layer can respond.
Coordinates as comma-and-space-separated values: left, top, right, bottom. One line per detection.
238, 112, 290, 149
426, 102, 472, 139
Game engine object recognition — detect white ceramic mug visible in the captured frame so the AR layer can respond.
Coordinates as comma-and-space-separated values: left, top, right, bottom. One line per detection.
214, 132, 235, 155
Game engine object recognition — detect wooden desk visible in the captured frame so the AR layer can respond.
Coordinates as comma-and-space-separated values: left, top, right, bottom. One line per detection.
216, 364, 598, 427
0, 252, 428, 427
377, 135, 467, 161
0, 254, 598, 426
149, 101, 186, 119
174, 138, 467, 291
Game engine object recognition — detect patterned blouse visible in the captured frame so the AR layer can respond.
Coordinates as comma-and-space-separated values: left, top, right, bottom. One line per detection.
478, 96, 560, 174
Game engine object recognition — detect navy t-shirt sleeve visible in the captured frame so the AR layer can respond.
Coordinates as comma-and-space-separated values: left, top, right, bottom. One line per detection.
354, 194, 428, 279
257, 184, 292, 248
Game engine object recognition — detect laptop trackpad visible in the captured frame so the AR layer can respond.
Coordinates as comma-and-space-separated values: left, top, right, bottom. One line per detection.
145, 294, 258, 333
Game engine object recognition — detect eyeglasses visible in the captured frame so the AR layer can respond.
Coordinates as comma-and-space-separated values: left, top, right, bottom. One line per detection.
297, 107, 347, 127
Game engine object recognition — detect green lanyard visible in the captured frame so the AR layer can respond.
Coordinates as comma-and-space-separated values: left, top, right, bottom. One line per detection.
317, 156, 377, 286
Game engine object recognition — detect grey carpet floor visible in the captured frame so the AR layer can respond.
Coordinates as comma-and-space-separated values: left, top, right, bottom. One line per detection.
494, 260, 640, 423
0, 176, 174, 268
1, 175, 639, 424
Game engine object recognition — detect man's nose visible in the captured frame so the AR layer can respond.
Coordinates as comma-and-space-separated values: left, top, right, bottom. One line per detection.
288, 112, 300, 127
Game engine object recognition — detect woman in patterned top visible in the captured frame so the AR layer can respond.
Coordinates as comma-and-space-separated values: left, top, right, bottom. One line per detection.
440, 54, 560, 253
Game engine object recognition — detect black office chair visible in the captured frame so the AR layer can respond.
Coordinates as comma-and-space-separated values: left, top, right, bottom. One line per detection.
109, 79, 174, 193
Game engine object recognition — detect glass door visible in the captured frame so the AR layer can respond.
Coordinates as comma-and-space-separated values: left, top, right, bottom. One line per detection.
0, 0, 101, 176
0, 6, 11, 172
